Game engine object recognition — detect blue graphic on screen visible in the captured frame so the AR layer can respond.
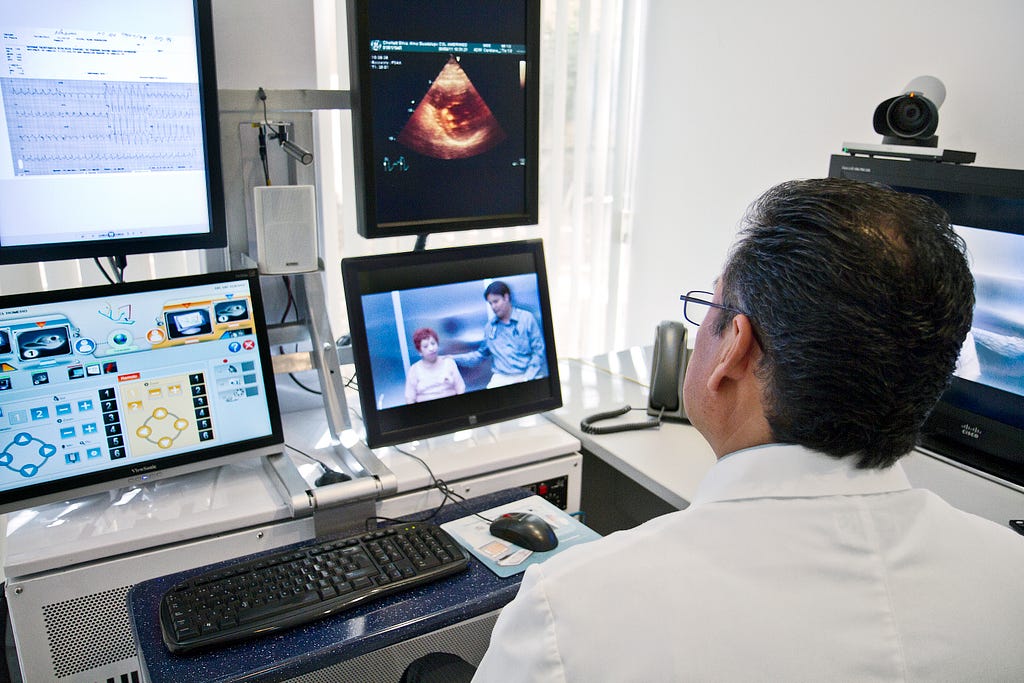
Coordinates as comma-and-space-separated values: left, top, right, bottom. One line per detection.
0, 432, 57, 478
954, 225, 1024, 398
361, 273, 547, 410
0, 279, 268, 492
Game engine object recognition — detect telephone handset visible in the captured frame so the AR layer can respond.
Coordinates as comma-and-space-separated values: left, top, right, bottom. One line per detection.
579, 321, 689, 435
646, 320, 689, 421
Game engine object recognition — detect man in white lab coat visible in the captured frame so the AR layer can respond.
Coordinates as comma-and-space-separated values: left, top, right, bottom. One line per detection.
467, 178, 1024, 681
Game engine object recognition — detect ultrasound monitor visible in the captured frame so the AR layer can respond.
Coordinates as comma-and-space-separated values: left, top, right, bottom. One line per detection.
341, 240, 561, 448
829, 155, 1024, 486
0, 269, 283, 514
346, 0, 540, 239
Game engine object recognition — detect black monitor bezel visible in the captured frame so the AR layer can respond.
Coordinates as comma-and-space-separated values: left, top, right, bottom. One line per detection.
0, 0, 226, 265
341, 239, 562, 448
345, 0, 541, 239
0, 269, 284, 514
828, 154, 1024, 486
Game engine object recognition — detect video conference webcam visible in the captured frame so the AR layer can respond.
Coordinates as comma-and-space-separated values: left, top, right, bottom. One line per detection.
873, 75, 945, 147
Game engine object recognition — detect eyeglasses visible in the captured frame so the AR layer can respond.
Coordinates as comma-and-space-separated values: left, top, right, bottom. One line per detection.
679, 290, 747, 327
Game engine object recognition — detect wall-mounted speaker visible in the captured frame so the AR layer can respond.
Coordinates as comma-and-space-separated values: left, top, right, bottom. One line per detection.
253, 185, 319, 274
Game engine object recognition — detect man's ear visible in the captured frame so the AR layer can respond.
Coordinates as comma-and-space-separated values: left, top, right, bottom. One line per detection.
706, 314, 760, 392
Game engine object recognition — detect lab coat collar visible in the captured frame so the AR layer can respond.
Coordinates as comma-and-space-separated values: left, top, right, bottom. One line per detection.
691, 443, 912, 505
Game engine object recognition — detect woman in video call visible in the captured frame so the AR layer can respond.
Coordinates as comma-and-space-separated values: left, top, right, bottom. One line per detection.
405, 327, 466, 403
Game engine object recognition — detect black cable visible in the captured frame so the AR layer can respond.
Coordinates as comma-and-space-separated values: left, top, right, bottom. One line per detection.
279, 274, 295, 324
275, 275, 323, 395
580, 405, 661, 434
257, 87, 271, 186
93, 258, 117, 285
92, 256, 127, 284
287, 444, 333, 472
287, 444, 351, 486
288, 372, 322, 395
110, 254, 127, 283
328, 412, 492, 528
394, 445, 440, 483
369, 446, 493, 526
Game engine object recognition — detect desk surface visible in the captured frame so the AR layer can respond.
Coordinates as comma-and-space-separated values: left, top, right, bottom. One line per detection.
554, 349, 1023, 522
129, 488, 532, 683
550, 351, 717, 509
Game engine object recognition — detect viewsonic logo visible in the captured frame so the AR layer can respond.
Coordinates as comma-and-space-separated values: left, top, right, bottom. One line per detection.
960, 423, 982, 440
131, 464, 159, 474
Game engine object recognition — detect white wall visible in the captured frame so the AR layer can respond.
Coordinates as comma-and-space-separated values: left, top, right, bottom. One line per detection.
211, 0, 317, 90
208, 0, 1024, 352
625, 0, 1024, 348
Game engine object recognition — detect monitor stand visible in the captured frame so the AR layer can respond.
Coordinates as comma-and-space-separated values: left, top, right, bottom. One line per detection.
240, 260, 393, 487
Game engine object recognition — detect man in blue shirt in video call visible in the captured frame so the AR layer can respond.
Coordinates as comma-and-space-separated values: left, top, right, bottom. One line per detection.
455, 280, 547, 388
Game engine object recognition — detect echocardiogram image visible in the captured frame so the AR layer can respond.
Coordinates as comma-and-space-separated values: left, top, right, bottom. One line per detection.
397, 56, 508, 160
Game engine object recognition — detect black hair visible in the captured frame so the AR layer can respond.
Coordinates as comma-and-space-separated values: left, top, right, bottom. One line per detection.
715, 178, 974, 469
484, 281, 511, 299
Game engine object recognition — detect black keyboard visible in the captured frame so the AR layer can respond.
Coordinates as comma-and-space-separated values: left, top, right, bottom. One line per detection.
159, 521, 470, 653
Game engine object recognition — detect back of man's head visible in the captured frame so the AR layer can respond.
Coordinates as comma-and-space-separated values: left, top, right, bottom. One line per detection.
716, 178, 974, 468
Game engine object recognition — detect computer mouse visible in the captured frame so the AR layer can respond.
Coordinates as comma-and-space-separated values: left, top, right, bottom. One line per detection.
489, 512, 558, 552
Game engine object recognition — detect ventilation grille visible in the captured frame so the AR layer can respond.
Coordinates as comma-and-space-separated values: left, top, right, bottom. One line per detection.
41, 585, 138, 679
283, 611, 498, 683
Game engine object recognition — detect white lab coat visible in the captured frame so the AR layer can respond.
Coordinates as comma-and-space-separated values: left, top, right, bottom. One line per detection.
473, 444, 1024, 682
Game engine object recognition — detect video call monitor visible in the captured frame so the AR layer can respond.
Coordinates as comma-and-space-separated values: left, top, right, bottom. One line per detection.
341, 239, 561, 448
0, 269, 284, 514
346, 0, 540, 239
0, 0, 226, 264
829, 155, 1024, 486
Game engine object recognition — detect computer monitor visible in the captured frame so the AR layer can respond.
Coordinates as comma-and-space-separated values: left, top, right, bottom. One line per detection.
828, 154, 1024, 486
341, 239, 561, 448
0, 0, 225, 264
346, 0, 540, 239
0, 269, 283, 514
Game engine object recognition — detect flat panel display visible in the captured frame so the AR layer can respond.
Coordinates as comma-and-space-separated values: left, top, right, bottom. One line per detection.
828, 154, 1024, 486
0, 269, 283, 513
342, 239, 561, 447
346, 0, 540, 239
0, 0, 225, 264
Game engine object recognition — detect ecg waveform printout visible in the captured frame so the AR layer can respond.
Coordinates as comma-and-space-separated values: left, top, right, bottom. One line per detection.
2, 78, 202, 176
1, 24, 202, 177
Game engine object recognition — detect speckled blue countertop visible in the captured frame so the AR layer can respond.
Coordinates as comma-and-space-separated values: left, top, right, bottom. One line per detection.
129, 488, 532, 683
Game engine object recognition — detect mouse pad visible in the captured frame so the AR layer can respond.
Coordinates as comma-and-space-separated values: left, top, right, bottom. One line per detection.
441, 495, 602, 578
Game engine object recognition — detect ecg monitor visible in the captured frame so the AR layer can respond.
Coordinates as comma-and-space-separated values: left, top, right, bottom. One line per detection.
342, 239, 561, 448
0, 269, 283, 514
0, 0, 225, 264
346, 0, 540, 239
